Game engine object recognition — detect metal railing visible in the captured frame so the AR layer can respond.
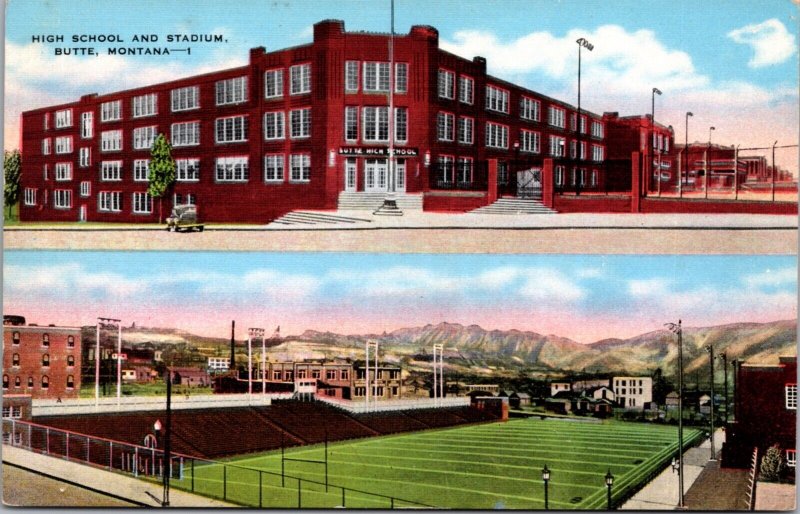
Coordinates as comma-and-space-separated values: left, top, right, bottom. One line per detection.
746, 447, 759, 510
315, 395, 469, 413
2, 418, 435, 509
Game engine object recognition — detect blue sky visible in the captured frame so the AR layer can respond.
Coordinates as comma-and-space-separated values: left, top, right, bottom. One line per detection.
4, 0, 799, 171
4, 251, 796, 343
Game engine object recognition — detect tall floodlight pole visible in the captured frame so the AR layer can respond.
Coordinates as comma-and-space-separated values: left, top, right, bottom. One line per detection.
95, 319, 101, 407
433, 344, 444, 404
719, 352, 729, 424
365, 340, 370, 409
365, 340, 379, 410
705, 344, 716, 460
575, 37, 594, 193
734, 145, 740, 200
246, 328, 265, 398
666, 320, 685, 508
651, 88, 662, 193
704, 127, 715, 199
771, 140, 778, 201
116, 321, 122, 407
96, 317, 121, 408
681, 112, 693, 198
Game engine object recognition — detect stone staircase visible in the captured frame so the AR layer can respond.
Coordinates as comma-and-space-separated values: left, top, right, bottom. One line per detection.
337, 192, 423, 211
269, 211, 372, 226
468, 197, 557, 215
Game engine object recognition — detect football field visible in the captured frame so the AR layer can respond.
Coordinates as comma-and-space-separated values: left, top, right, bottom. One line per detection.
173, 417, 703, 509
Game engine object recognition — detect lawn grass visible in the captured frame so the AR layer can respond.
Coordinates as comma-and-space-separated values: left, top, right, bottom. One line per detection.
168, 417, 703, 509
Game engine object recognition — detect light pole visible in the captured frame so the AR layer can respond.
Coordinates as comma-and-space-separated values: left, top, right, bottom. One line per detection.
96, 317, 121, 408
376, 0, 400, 215
681, 112, 693, 198
719, 352, 729, 424
605, 469, 614, 510
541, 464, 550, 510
771, 140, 778, 201
666, 320, 685, 508
705, 345, 716, 460
248, 327, 265, 398
576, 37, 594, 194
651, 88, 662, 193
731, 359, 739, 421
704, 127, 715, 198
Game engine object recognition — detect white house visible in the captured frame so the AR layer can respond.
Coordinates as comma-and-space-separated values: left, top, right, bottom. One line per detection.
612, 376, 653, 410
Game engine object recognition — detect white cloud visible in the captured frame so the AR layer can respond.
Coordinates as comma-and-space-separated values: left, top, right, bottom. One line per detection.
4, 263, 145, 297
628, 278, 672, 297
331, 267, 463, 297
743, 267, 797, 288
517, 269, 586, 301
475, 266, 520, 289
727, 18, 797, 68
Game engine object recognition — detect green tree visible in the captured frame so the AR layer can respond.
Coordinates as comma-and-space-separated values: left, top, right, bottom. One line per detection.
4, 150, 22, 221
148, 134, 176, 223
759, 444, 785, 482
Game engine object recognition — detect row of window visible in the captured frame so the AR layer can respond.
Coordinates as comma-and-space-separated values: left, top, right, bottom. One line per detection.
553, 166, 601, 188
344, 61, 408, 94
343, 106, 407, 143
2, 374, 74, 390
9, 353, 75, 367
8, 333, 74, 347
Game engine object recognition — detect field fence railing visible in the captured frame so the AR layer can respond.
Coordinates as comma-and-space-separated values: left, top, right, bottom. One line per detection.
2, 418, 436, 509
315, 395, 469, 413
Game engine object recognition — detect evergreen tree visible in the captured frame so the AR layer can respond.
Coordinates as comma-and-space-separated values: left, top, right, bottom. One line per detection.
759, 444, 785, 482
4, 150, 22, 220
148, 134, 176, 223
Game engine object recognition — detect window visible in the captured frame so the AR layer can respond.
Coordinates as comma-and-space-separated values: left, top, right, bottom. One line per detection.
42, 354, 50, 367
55, 162, 72, 181
24, 188, 37, 206
44, 113, 50, 130
787, 450, 796, 468
264, 112, 284, 140
171, 121, 200, 147
67, 355, 75, 367
664, 137, 670, 152
27, 377, 33, 388
326, 370, 337, 380
171, 86, 200, 111
592, 145, 604, 162
41, 376, 49, 389
44, 164, 49, 180
341, 370, 349, 380
173, 193, 196, 206
14, 377, 20, 389
2, 375, 7, 390
437, 112, 455, 141
438, 69, 455, 99
290, 63, 311, 95
521, 130, 540, 153
133, 126, 157, 150
289, 108, 311, 139
55, 136, 73, 154
42, 138, 51, 155
485, 85, 509, 113
54, 190, 72, 209
216, 76, 248, 105
264, 154, 284, 182
438, 155, 454, 183
12, 354, 19, 366
498, 162, 509, 184
67, 375, 75, 390
81, 112, 93, 138
362, 106, 389, 142
67, 335, 75, 348
572, 114, 587, 134
520, 97, 540, 121
176, 158, 200, 182
458, 117, 474, 145
395, 108, 408, 143
133, 159, 150, 182
344, 107, 358, 142
12, 332, 20, 345
98, 191, 122, 212
548, 106, 566, 128
133, 192, 153, 214
79, 147, 91, 168
215, 156, 249, 182
55, 108, 73, 128
395, 63, 408, 93
549, 135, 566, 157
101, 130, 122, 152
459, 76, 474, 104
290, 154, 311, 182
215, 116, 248, 143
786, 384, 797, 409
591, 121, 604, 138
132, 93, 157, 117
101, 100, 121, 122
485, 122, 508, 149
363, 62, 390, 92
457, 157, 473, 183
345, 61, 359, 92
101, 161, 123, 181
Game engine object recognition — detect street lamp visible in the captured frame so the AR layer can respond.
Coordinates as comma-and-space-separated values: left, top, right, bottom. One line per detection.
650, 88, 662, 194
541, 464, 551, 510
718, 352, 729, 424
705, 345, 716, 460
681, 112, 693, 198
665, 320, 685, 508
605, 469, 614, 510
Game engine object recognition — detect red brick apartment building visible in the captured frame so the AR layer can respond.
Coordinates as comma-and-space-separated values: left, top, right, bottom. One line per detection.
3, 324, 82, 399
19, 19, 609, 223
723, 356, 796, 478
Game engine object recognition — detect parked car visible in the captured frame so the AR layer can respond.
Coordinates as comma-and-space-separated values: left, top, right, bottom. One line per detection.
166, 204, 204, 232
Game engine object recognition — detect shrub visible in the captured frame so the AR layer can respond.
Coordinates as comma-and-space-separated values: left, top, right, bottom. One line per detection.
759, 444, 785, 482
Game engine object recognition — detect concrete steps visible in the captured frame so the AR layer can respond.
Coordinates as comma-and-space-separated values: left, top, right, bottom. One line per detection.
270, 211, 372, 226
337, 192, 423, 211
469, 197, 557, 215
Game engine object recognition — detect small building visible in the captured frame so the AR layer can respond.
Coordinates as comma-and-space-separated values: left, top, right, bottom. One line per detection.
207, 356, 231, 372
550, 382, 571, 397
612, 376, 653, 410
170, 367, 211, 387
586, 385, 615, 402
509, 392, 531, 409
665, 391, 680, 410
464, 384, 499, 396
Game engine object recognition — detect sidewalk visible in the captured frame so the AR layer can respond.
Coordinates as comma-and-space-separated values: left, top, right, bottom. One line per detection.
2, 444, 234, 507
621, 429, 728, 510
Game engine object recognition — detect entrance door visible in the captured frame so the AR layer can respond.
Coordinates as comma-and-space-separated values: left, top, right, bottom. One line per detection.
364, 159, 388, 192
395, 159, 406, 192
517, 168, 542, 199
79, 204, 87, 222
344, 158, 357, 192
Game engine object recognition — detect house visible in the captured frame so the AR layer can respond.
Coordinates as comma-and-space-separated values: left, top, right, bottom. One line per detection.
550, 382, 571, 397
509, 392, 531, 409
170, 366, 211, 387
585, 385, 615, 402
612, 376, 653, 410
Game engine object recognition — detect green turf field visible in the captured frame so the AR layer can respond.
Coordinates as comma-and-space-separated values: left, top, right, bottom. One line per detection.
169, 418, 703, 509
